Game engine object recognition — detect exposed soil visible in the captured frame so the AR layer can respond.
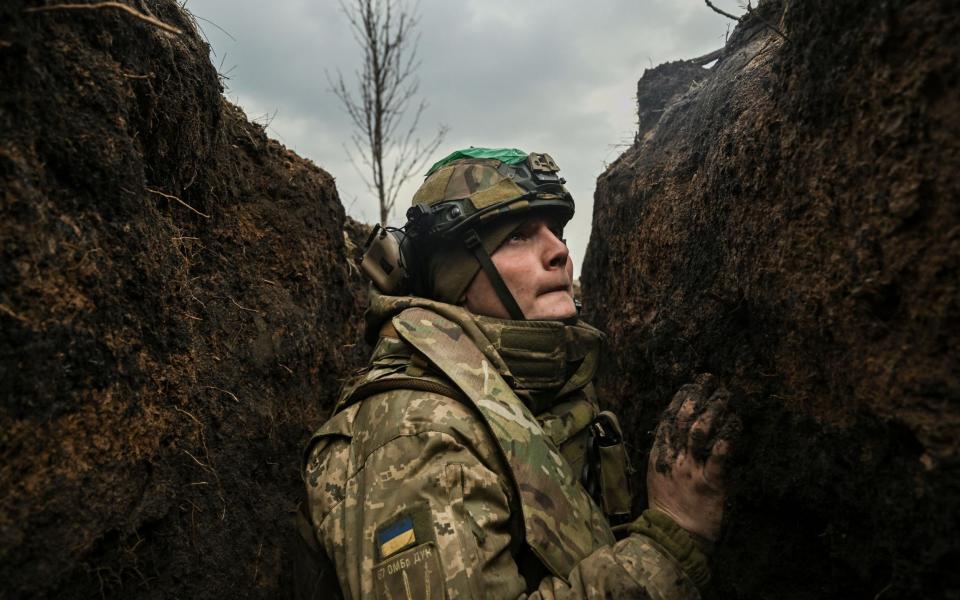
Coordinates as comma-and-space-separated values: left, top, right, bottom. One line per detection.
582, 1, 960, 598
0, 1, 365, 597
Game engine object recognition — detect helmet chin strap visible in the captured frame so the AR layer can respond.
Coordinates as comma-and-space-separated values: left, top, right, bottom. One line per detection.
464, 229, 526, 320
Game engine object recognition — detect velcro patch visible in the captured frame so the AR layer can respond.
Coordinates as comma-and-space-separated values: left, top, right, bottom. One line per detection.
374, 542, 444, 600
377, 516, 416, 559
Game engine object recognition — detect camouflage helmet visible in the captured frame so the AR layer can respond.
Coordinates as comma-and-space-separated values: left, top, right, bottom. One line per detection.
407, 147, 575, 319
409, 147, 574, 238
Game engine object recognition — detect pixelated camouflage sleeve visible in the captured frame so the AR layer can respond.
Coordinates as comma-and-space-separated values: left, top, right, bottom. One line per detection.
306, 423, 526, 598
304, 393, 701, 600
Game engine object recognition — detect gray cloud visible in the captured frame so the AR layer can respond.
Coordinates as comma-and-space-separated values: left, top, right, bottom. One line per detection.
189, 0, 737, 273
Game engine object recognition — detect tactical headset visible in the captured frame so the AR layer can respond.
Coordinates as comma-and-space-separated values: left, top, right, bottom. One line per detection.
359, 153, 574, 321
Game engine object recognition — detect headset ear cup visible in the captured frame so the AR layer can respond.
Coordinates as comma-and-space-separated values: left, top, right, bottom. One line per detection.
360, 228, 412, 295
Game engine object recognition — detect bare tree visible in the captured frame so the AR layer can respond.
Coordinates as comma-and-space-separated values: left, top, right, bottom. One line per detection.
330, 0, 447, 225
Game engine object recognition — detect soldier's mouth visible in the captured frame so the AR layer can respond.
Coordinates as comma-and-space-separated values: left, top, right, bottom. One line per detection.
539, 283, 572, 296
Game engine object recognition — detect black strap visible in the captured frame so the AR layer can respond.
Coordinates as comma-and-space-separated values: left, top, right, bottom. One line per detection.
464, 229, 525, 320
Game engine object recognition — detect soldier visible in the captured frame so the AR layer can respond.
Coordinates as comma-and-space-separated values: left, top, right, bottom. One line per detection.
297, 148, 736, 599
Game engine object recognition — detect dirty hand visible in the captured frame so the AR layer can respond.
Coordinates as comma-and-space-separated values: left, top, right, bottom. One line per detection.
647, 373, 739, 542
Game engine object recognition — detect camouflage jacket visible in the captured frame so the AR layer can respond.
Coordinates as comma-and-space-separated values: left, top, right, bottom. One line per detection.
300, 293, 703, 599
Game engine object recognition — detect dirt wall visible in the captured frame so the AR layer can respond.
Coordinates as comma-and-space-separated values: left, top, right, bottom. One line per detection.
582, 1, 959, 598
0, 1, 364, 597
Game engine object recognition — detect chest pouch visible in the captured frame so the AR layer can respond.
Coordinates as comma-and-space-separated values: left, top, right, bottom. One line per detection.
582, 411, 633, 523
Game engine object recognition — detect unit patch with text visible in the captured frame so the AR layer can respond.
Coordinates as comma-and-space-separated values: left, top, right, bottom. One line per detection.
373, 542, 445, 599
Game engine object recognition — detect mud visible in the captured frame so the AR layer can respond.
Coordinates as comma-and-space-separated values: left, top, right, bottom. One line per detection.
0, 1, 365, 597
583, 0, 959, 598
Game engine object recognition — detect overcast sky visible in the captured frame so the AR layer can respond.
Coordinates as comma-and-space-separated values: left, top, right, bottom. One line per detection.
189, 0, 737, 275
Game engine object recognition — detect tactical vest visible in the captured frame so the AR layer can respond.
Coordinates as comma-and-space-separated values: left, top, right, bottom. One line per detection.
309, 306, 633, 581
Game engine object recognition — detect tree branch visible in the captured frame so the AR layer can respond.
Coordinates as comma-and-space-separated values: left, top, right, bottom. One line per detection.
333, 0, 446, 224
703, 0, 741, 21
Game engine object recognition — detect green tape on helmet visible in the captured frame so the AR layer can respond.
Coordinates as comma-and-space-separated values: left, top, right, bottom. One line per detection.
425, 147, 529, 176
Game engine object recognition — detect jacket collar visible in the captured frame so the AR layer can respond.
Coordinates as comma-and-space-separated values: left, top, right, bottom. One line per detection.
364, 288, 604, 399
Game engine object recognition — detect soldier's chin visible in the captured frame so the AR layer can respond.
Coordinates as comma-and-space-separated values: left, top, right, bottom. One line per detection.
528, 291, 576, 320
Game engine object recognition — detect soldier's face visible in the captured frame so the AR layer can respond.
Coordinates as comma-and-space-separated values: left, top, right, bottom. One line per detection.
464, 215, 576, 320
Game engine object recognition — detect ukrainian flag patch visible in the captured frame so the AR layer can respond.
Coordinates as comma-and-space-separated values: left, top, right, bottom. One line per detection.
377, 516, 416, 558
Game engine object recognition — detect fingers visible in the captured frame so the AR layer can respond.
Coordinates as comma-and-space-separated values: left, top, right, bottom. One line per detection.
650, 385, 698, 474
661, 374, 720, 459
702, 439, 730, 491
717, 410, 743, 444
711, 437, 732, 459
662, 372, 714, 418
688, 386, 730, 462
651, 374, 739, 476
699, 394, 741, 491
649, 418, 675, 474
667, 381, 694, 410
692, 372, 719, 396
688, 411, 715, 463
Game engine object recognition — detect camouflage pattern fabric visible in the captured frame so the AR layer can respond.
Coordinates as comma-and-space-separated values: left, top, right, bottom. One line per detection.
423, 216, 524, 307
412, 158, 527, 211
392, 306, 614, 578
302, 295, 704, 599
413, 150, 570, 214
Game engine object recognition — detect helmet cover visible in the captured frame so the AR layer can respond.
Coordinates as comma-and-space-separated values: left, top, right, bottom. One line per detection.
413, 148, 574, 304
